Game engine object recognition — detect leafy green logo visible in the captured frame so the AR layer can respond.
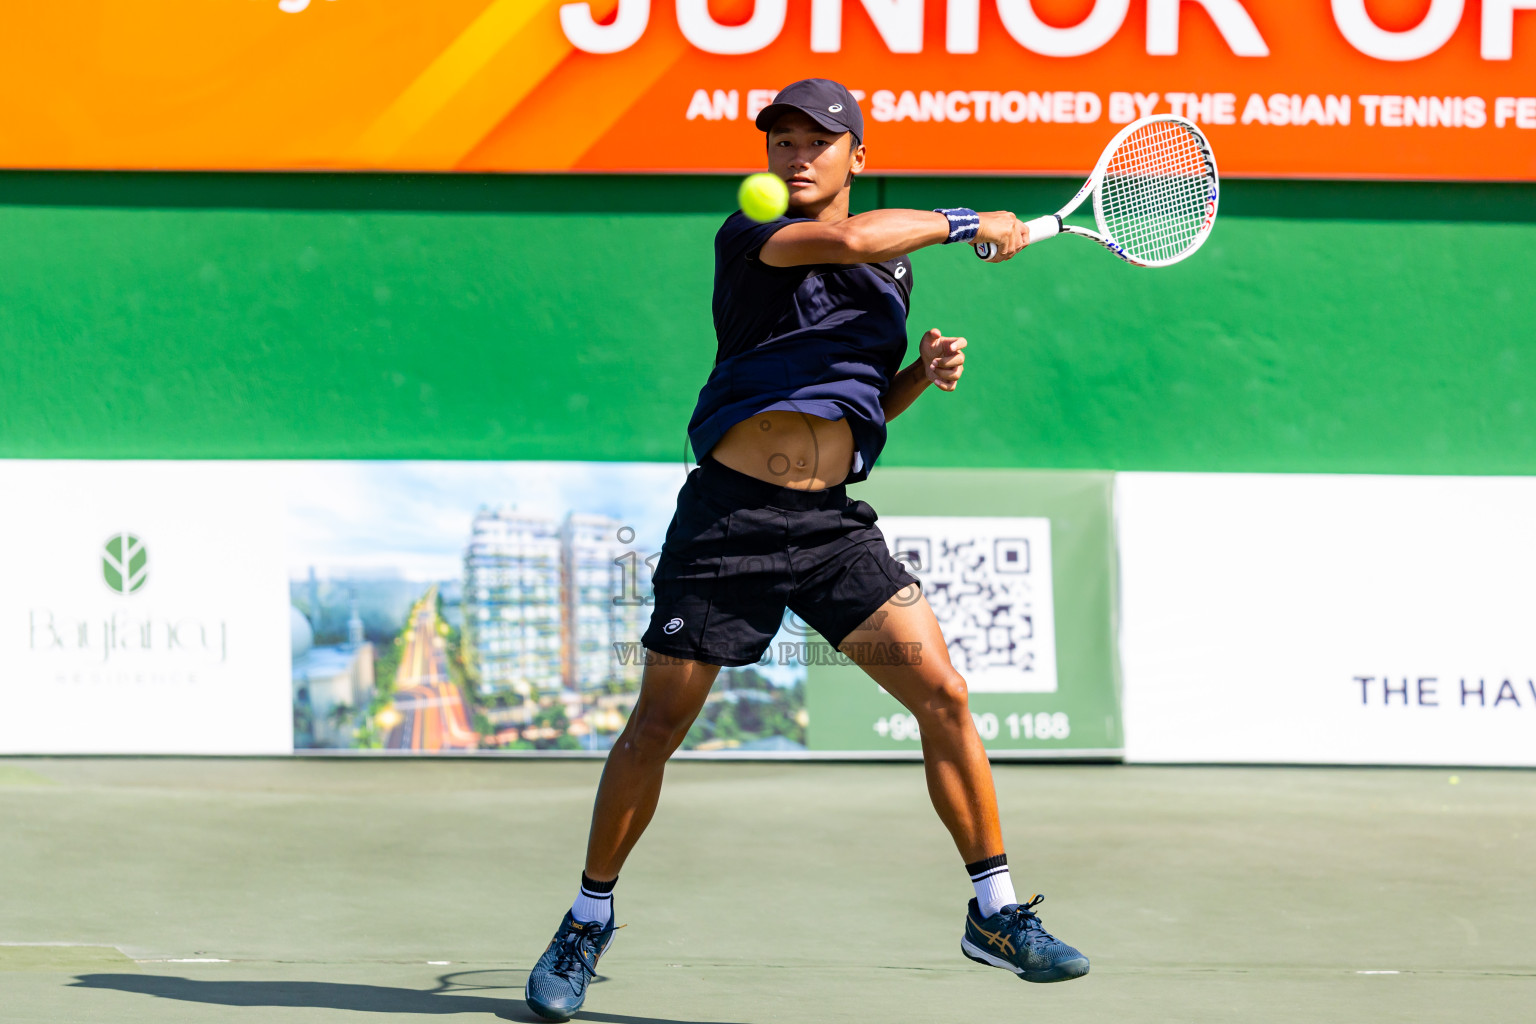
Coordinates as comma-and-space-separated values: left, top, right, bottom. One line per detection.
102, 533, 148, 595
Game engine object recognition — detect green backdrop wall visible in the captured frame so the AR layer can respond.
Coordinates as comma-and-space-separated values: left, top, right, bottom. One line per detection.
2, 173, 1532, 474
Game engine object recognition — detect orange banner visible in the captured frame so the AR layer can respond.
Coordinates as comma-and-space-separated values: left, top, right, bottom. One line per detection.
5, 1, 1535, 178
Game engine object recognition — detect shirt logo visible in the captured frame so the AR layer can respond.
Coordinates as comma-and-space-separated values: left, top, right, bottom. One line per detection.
828, 103, 843, 113
895, 264, 907, 279
663, 617, 685, 635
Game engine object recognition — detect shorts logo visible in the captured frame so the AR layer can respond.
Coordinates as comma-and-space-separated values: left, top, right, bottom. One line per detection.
828, 103, 843, 113
895, 264, 907, 279
663, 616, 684, 635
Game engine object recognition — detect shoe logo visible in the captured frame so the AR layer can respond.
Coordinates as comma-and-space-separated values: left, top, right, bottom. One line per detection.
968, 915, 1017, 956
663, 616, 684, 635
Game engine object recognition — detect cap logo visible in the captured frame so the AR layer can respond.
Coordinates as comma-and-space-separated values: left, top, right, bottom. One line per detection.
828, 103, 843, 113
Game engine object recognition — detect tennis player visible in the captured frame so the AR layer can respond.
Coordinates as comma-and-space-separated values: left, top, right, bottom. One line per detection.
526, 78, 1088, 1021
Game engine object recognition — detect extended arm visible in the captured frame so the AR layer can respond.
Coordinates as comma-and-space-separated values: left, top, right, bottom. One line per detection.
761, 209, 1025, 267
883, 330, 967, 422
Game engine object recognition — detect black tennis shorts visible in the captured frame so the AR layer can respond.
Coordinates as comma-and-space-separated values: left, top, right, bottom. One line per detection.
641, 454, 921, 667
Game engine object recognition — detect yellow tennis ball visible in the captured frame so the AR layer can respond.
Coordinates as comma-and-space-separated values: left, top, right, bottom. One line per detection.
738, 172, 789, 222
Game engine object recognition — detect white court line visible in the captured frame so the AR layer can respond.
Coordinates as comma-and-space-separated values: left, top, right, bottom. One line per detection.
1, 942, 111, 947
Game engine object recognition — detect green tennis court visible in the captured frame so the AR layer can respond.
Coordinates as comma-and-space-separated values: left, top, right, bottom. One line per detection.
4, 758, 1530, 1022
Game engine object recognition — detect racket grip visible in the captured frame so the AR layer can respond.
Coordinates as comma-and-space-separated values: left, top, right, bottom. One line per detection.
1026, 214, 1062, 243
973, 214, 1063, 261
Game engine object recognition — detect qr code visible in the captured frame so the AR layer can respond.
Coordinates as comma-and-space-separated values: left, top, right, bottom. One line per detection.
881, 516, 1058, 693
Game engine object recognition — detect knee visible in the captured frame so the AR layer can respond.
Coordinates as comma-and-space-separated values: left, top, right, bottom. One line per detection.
918, 671, 971, 726
622, 708, 690, 763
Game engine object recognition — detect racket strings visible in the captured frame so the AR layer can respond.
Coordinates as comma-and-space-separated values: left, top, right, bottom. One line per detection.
1106, 132, 1207, 259
1097, 122, 1214, 264
1107, 127, 1208, 250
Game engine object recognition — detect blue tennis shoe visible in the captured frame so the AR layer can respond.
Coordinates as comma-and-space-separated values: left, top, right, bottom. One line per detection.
961, 894, 1090, 983
525, 908, 617, 1021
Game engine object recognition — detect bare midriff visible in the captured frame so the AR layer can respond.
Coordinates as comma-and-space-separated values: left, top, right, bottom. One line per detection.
708, 409, 855, 491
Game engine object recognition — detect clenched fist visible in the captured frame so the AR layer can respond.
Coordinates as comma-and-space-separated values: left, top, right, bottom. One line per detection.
974, 211, 1026, 261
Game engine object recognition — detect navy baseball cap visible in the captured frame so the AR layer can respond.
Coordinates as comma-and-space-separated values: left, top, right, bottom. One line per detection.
754, 79, 863, 145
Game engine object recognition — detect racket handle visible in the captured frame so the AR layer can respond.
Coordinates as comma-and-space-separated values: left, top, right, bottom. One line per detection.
973, 214, 1063, 261
1026, 214, 1062, 243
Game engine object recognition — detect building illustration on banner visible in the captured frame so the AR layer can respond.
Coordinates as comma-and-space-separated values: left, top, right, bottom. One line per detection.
285, 462, 808, 755
458, 507, 648, 748
462, 509, 646, 700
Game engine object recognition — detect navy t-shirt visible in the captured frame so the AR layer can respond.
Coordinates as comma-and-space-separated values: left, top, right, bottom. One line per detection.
687, 211, 913, 484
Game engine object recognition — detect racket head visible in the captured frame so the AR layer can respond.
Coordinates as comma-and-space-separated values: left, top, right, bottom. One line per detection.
1090, 116, 1219, 268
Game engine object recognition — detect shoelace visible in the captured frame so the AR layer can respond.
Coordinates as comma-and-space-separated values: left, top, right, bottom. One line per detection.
1004, 895, 1058, 943
549, 921, 607, 981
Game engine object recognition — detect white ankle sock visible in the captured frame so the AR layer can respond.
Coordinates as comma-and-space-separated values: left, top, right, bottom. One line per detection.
571, 873, 615, 925
967, 855, 1017, 918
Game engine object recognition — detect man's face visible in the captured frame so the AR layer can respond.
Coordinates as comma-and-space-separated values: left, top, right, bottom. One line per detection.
766, 111, 865, 210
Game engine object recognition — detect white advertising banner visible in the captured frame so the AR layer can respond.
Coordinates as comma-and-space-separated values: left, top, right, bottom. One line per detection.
0, 461, 1113, 757
0, 461, 293, 754
1117, 473, 1536, 766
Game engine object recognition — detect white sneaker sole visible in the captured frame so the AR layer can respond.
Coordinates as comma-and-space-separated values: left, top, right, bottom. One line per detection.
961, 936, 1090, 983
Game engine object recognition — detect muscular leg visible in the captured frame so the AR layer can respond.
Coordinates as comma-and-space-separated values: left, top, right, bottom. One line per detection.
838, 588, 1003, 862
838, 589, 1090, 982
583, 654, 721, 881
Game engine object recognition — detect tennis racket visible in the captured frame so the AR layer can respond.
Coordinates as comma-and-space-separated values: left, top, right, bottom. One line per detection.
975, 115, 1218, 268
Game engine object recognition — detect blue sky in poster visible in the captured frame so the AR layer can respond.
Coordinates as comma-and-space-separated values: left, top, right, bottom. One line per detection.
283, 460, 688, 582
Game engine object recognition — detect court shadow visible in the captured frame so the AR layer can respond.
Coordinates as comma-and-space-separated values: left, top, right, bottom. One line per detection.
72, 974, 505, 1014
72, 972, 745, 1023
